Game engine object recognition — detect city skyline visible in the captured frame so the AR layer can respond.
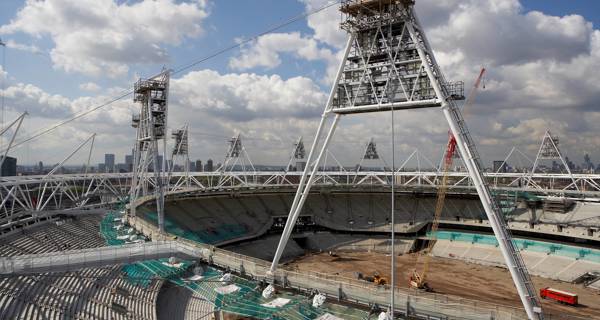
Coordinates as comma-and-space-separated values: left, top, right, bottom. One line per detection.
0, 0, 599, 168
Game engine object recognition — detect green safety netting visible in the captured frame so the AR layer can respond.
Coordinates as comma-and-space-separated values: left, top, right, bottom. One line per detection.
142, 211, 248, 245
100, 207, 370, 319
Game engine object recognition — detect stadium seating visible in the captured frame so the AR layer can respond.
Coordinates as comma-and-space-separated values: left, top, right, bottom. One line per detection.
0, 214, 162, 319
431, 231, 600, 282
136, 190, 493, 242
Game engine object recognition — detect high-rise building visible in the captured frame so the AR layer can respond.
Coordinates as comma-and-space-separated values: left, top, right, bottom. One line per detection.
125, 155, 133, 172
0, 156, 17, 177
104, 154, 115, 172
195, 160, 203, 172
38, 161, 44, 174
205, 159, 213, 172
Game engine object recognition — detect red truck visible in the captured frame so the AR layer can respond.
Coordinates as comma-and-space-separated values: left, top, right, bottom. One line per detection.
540, 287, 578, 306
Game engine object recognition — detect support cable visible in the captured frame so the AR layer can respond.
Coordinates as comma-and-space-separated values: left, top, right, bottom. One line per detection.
0, 38, 6, 147
1, 1, 342, 153
390, 102, 396, 317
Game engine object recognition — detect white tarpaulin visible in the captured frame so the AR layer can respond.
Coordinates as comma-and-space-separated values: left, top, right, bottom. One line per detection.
162, 262, 183, 268
261, 298, 291, 308
316, 314, 345, 320
214, 284, 240, 294
185, 275, 204, 281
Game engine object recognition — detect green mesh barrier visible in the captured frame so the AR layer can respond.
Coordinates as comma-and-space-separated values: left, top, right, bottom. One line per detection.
99, 208, 370, 319
142, 211, 247, 244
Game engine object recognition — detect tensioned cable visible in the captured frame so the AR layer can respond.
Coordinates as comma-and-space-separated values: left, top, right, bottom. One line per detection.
3, 0, 342, 152
1, 40, 6, 146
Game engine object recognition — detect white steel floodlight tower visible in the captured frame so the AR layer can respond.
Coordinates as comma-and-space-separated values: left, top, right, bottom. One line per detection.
217, 134, 255, 186
168, 124, 191, 190
357, 138, 387, 170
285, 137, 307, 172
130, 70, 170, 233
528, 131, 578, 192
269, 1, 543, 319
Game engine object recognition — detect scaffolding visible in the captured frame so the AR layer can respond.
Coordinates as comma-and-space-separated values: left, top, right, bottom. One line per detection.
130, 70, 170, 233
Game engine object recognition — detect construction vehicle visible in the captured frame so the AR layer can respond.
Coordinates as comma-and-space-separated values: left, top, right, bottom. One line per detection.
540, 287, 578, 306
357, 272, 387, 286
409, 132, 456, 291
410, 68, 486, 291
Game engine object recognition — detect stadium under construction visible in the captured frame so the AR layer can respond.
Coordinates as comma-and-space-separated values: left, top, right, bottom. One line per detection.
0, 0, 599, 320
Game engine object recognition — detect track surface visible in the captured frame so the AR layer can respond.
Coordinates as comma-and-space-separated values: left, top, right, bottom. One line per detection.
286, 251, 600, 318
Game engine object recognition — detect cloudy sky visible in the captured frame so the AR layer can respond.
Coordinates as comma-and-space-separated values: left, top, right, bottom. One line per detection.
0, 0, 599, 169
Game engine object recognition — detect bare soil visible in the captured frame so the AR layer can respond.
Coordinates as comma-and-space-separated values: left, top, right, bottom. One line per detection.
285, 251, 600, 318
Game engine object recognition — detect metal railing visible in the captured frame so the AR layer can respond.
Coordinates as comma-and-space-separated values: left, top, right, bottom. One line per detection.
0, 241, 189, 275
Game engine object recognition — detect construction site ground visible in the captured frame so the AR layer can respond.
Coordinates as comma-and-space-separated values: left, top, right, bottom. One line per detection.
285, 251, 600, 318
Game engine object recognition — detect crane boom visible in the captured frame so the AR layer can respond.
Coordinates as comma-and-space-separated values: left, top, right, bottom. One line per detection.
410, 68, 486, 290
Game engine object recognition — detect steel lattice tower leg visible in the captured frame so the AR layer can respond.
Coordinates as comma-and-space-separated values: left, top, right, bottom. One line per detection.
130, 71, 170, 233
269, 1, 543, 319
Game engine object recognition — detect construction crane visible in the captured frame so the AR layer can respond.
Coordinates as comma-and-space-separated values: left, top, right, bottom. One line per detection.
410, 68, 486, 291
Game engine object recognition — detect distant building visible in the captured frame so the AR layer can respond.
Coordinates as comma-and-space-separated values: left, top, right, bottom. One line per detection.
195, 160, 203, 172
205, 159, 213, 172
98, 163, 106, 173
125, 155, 133, 172
1, 156, 17, 176
493, 161, 507, 173
38, 161, 44, 174
104, 154, 115, 172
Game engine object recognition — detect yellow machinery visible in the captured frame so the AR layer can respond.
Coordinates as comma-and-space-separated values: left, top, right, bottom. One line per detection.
410, 68, 486, 291
373, 272, 387, 286
358, 271, 387, 286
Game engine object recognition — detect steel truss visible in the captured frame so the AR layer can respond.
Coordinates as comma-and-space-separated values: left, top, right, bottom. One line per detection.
0, 170, 598, 237
168, 124, 193, 191
527, 131, 578, 192
268, 1, 543, 318
216, 134, 256, 187
130, 70, 170, 232
0, 170, 597, 215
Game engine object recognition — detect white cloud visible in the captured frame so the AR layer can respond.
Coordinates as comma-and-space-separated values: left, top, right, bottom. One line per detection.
2, 83, 72, 117
1, 79, 133, 124
4, 39, 41, 54
229, 32, 337, 71
428, 2, 593, 67
5, 0, 600, 167
0, 0, 209, 77
170, 69, 327, 122
228, 1, 349, 83
79, 82, 101, 92
300, 0, 347, 49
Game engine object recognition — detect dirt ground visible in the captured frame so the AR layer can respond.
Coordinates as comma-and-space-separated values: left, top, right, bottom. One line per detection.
285, 251, 600, 318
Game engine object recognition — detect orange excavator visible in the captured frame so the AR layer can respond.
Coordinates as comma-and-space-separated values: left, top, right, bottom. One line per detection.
410, 68, 486, 291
